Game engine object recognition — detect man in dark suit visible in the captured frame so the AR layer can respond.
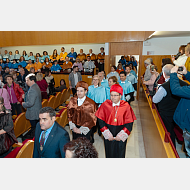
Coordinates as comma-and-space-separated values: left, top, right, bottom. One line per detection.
33, 107, 70, 158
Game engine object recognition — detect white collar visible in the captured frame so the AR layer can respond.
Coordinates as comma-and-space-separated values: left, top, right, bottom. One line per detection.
78, 96, 86, 102
112, 101, 120, 107
121, 81, 125, 83
94, 85, 98, 88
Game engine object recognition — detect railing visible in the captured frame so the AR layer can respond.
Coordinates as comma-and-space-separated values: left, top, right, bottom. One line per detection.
141, 80, 180, 158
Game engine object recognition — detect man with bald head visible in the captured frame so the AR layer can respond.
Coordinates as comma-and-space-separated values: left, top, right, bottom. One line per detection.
153, 64, 189, 147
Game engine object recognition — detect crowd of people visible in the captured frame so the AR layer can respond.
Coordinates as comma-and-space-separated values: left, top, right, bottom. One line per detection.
142, 42, 190, 158
0, 48, 138, 158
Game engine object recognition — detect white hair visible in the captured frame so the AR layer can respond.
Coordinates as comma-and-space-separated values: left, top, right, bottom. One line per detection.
25, 73, 35, 80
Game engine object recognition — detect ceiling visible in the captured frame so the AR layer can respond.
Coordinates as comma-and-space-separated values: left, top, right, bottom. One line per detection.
148, 31, 190, 39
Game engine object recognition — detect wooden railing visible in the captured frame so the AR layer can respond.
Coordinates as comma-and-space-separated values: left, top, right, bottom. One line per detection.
141, 80, 180, 158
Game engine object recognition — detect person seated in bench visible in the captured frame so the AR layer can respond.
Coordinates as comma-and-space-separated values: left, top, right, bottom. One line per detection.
77, 49, 86, 63
3, 50, 10, 61
41, 51, 49, 63
55, 79, 67, 92
44, 69, 55, 96
97, 47, 105, 72
61, 56, 73, 71
50, 49, 60, 62
28, 52, 35, 63
86, 49, 96, 61
36, 73, 48, 99
22, 50, 29, 61
11, 59, 18, 71
25, 59, 35, 72
9, 51, 14, 62
67, 47, 77, 63
83, 56, 95, 73
36, 53, 42, 63
18, 56, 27, 68
14, 50, 21, 61
72, 57, 83, 71
59, 47, 67, 63
34, 58, 43, 72
51, 60, 62, 73
5, 58, 12, 68
42, 57, 52, 70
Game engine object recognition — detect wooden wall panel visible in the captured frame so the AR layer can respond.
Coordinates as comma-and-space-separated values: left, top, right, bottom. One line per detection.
0, 31, 154, 47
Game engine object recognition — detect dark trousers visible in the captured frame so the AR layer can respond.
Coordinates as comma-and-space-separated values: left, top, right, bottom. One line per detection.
0, 147, 12, 158
160, 113, 176, 148
104, 139, 127, 158
72, 127, 93, 143
72, 88, 77, 96
11, 103, 22, 116
98, 63, 104, 72
29, 120, 39, 137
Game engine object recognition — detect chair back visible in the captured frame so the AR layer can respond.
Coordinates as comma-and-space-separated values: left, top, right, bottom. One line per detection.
16, 140, 34, 158
47, 96, 56, 109
54, 92, 62, 109
59, 109, 68, 128
60, 89, 67, 105
42, 99, 48, 108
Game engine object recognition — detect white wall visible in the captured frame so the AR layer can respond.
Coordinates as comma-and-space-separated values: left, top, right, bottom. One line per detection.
0, 43, 105, 56
143, 36, 190, 55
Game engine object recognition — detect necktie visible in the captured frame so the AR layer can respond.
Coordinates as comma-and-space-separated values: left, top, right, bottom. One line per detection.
40, 130, 47, 151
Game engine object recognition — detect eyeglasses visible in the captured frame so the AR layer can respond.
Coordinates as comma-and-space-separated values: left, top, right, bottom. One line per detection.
93, 79, 99, 81
110, 95, 120, 97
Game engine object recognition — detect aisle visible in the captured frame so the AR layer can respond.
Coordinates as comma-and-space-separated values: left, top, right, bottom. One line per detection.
64, 99, 146, 158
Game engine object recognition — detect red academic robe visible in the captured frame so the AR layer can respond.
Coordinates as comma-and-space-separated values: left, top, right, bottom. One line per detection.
95, 99, 136, 158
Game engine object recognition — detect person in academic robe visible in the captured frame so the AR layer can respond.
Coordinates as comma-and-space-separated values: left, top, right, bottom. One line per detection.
61, 56, 73, 71
33, 107, 70, 158
86, 49, 96, 61
18, 56, 27, 68
83, 56, 95, 73
77, 49, 86, 62
67, 81, 98, 143
87, 75, 106, 138
28, 52, 36, 63
107, 66, 120, 80
59, 47, 67, 63
42, 57, 52, 70
119, 71, 135, 104
67, 48, 77, 63
72, 58, 83, 71
25, 59, 35, 72
97, 47, 105, 72
8, 51, 14, 62
98, 71, 109, 88
95, 84, 136, 158
22, 50, 29, 61
51, 60, 62, 73
49, 49, 60, 62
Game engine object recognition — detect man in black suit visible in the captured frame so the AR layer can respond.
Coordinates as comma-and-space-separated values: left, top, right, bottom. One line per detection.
33, 107, 70, 158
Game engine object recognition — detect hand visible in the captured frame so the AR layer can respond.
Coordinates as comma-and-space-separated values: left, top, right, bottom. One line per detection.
0, 129, 6, 135
17, 102, 20, 104
114, 136, 121, 141
179, 65, 187, 75
108, 136, 115, 141
72, 127, 81, 134
69, 85, 72, 89
172, 57, 175, 62
170, 66, 178, 73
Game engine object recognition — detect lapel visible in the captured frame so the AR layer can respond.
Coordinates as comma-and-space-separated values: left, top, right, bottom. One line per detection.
41, 123, 57, 153
36, 127, 42, 153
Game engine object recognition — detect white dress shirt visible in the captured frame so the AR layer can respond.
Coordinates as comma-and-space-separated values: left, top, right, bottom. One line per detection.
112, 101, 120, 107
77, 96, 86, 106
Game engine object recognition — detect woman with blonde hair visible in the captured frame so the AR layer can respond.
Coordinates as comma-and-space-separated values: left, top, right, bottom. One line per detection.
185, 44, 190, 72
36, 73, 48, 99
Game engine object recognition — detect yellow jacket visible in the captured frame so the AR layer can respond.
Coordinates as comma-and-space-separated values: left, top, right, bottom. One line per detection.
185, 57, 190, 72
42, 62, 52, 69
49, 54, 60, 61
34, 62, 43, 71
25, 64, 35, 71
59, 52, 67, 61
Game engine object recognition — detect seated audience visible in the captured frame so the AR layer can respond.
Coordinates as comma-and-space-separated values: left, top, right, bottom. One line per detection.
64, 137, 98, 158
14, 50, 21, 61
9, 51, 14, 61
22, 50, 29, 61
42, 57, 52, 70
83, 56, 95, 73
153, 64, 188, 148
12, 71, 19, 84
18, 56, 27, 68
59, 47, 67, 62
119, 71, 135, 104
41, 51, 49, 63
69, 66, 82, 96
25, 59, 35, 71
17, 67, 27, 90
36, 53, 42, 63
4, 75, 24, 116
98, 71, 109, 88
36, 73, 48, 99
34, 58, 42, 72
86, 49, 96, 61
172, 45, 187, 66
0, 96, 17, 158
97, 47, 105, 72
170, 65, 190, 157
142, 58, 152, 81
11, 59, 18, 70
51, 60, 62, 73
62, 56, 73, 71
77, 49, 86, 62
3, 50, 10, 61
44, 70, 55, 96
67, 47, 77, 63
28, 52, 35, 63
0, 59, 4, 69
55, 79, 67, 92
116, 63, 124, 74
107, 66, 119, 80
185, 44, 190, 72
143, 65, 159, 96
50, 49, 60, 62
30, 67, 35, 74
5, 58, 12, 68
2, 67, 10, 83
72, 57, 83, 71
